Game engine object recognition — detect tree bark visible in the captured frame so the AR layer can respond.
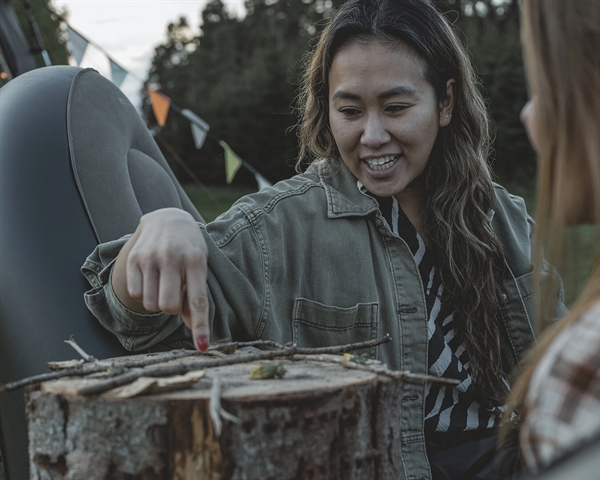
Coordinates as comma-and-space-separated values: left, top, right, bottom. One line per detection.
27, 357, 406, 480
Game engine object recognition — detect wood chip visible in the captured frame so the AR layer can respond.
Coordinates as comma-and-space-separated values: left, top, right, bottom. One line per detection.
111, 370, 206, 398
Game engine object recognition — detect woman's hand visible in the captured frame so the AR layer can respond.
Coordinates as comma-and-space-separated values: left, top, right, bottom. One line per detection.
112, 208, 210, 350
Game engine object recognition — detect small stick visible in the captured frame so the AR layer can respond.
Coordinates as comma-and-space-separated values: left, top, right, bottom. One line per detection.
209, 375, 223, 437
64, 335, 97, 363
208, 339, 288, 353
208, 375, 241, 437
340, 361, 460, 385
290, 354, 460, 386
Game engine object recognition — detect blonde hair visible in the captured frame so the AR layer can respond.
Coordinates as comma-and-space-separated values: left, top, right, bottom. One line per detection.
502, 0, 600, 438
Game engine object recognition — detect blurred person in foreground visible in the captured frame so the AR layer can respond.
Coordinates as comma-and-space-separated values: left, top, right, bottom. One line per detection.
501, 0, 600, 474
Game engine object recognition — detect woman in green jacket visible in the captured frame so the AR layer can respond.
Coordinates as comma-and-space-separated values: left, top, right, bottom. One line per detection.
83, 0, 566, 478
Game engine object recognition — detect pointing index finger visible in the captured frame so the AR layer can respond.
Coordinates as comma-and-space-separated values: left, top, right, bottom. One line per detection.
183, 255, 210, 351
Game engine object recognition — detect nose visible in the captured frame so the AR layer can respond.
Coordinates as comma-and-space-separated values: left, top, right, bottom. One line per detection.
360, 113, 391, 149
520, 97, 539, 152
520, 99, 533, 127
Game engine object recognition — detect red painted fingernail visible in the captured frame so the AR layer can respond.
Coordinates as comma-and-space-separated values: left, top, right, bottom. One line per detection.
196, 335, 209, 352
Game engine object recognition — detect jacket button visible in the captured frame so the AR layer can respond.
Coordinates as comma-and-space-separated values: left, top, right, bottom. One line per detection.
500, 293, 507, 301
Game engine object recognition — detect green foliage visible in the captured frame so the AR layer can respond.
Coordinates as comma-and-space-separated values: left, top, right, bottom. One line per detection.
144, 0, 345, 186
433, 0, 536, 186
11, 0, 70, 67
563, 226, 598, 307
182, 184, 256, 222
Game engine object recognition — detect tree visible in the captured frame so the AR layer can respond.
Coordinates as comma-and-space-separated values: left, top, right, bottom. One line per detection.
11, 0, 69, 67
144, 0, 345, 186
433, 0, 535, 185
146, 0, 533, 188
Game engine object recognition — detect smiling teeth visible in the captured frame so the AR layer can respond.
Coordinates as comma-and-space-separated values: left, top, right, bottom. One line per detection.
365, 155, 399, 170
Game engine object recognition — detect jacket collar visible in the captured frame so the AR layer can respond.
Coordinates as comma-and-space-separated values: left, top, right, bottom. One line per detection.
307, 157, 497, 222
308, 158, 380, 218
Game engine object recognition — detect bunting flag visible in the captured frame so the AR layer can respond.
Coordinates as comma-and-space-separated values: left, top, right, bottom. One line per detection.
66, 26, 89, 66
109, 59, 128, 88
146, 87, 171, 127
63, 19, 271, 190
181, 109, 210, 149
254, 172, 272, 190
219, 140, 243, 184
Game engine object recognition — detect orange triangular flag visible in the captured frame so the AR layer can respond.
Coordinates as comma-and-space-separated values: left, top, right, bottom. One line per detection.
146, 88, 171, 127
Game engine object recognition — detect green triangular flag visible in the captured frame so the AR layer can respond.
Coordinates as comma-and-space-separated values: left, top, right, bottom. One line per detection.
219, 140, 243, 184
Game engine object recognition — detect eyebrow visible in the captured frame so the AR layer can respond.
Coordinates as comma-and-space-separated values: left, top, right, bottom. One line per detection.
331, 85, 418, 101
378, 86, 418, 99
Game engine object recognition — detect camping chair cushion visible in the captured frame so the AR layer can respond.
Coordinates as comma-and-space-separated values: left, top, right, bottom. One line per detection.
0, 65, 202, 479
68, 67, 202, 242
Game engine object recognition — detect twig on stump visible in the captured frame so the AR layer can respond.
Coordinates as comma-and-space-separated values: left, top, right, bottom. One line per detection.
0, 339, 291, 393
64, 335, 97, 363
77, 335, 392, 396
290, 354, 460, 386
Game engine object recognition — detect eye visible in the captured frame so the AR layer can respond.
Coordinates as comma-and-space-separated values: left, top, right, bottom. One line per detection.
340, 107, 361, 117
385, 104, 409, 114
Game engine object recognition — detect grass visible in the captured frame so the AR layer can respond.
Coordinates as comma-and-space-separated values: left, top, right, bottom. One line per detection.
500, 178, 598, 308
184, 180, 597, 309
182, 184, 257, 223
562, 225, 598, 307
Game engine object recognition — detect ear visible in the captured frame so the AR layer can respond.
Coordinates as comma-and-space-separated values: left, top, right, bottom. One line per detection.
439, 78, 456, 127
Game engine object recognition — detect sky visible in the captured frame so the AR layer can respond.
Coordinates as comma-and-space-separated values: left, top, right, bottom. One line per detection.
51, 0, 247, 107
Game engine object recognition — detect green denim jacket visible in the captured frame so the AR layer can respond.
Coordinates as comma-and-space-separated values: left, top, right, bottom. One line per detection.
83, 158, 566, 480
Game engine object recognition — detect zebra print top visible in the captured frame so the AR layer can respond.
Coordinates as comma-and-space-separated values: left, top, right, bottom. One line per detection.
364, 187, 504, 433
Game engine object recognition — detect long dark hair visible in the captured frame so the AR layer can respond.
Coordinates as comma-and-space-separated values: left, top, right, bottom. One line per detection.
298, 0, 509, 404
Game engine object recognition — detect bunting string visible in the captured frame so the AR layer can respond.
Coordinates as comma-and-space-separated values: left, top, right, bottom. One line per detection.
36, 0, 271, 190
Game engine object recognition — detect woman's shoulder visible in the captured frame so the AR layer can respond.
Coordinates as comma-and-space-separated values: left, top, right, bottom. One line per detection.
492, 183, 530, 220
579, 301, 600, 329
528, 302, 600, 427
547, 301, 600, 365
219, 159, 350, 217
236, 167, 324, 211
206, 163, 329, 229
490, 183, 533, 255
521, 301, 600, 470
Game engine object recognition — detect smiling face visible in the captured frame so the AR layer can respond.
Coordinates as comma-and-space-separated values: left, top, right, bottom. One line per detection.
328, 39, 454, 206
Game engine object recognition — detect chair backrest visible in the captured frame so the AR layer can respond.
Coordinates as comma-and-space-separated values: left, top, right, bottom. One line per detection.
0, 66, 203, 479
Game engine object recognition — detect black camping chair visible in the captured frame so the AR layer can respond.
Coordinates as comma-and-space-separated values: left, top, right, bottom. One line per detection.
0, 66, 204, 479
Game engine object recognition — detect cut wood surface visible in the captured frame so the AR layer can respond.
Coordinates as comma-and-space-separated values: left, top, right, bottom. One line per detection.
27, 351, 407, 480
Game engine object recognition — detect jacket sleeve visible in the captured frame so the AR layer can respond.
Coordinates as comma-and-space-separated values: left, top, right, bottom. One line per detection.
81, 206, 269, 352
516, 192, 569, 324
81, 235, 191, 351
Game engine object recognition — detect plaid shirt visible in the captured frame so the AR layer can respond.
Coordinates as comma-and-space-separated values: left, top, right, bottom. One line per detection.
520, 301, 600, 472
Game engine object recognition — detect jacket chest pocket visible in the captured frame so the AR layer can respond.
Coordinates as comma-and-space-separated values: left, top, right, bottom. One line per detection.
292, 298, 379, 358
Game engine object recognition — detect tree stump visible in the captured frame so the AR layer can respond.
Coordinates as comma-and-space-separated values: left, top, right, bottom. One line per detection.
26, 352, 406, 480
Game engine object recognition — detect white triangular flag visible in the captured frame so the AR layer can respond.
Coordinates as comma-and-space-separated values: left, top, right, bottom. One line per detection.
254, 172, 272, 190
66, 26, 89, 66
181, 109, 210, 149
